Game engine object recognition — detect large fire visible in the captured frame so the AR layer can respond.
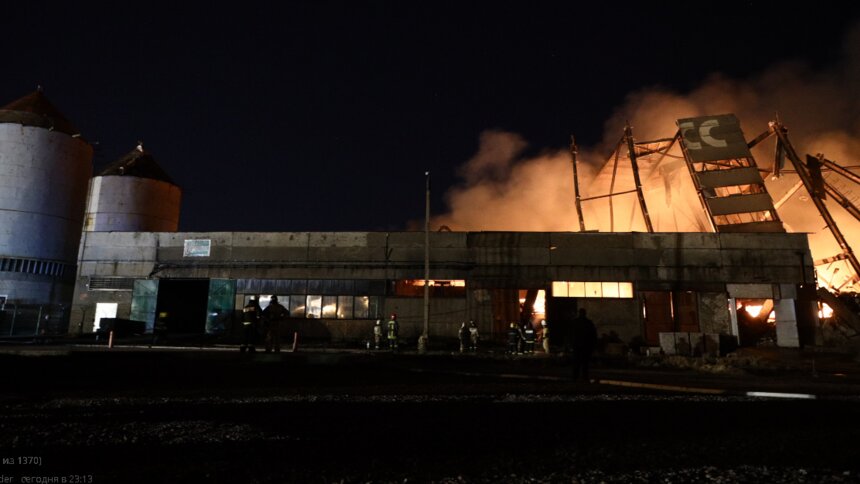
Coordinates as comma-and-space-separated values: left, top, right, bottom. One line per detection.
432, 26, 860, 292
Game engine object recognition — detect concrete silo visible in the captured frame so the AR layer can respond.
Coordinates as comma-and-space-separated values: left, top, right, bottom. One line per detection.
0, 90, 93, 334
84, 144, 181, 232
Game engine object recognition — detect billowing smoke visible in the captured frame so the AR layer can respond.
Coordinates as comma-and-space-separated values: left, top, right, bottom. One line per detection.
433, 22, 860, 289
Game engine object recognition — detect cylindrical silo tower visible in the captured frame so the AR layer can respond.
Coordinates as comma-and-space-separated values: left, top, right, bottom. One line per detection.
84, 143, 181, 232
0, 90, 93, 333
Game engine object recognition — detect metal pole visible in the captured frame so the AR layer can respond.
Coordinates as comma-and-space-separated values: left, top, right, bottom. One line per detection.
820, 158, 860, 186
35, 305, 43, 338
625, 123, 654, 232
569, 136, 586, 232
420, 171, 430, 352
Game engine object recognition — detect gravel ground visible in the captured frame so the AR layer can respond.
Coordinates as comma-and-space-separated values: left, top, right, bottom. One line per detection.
3, 348, 860, 483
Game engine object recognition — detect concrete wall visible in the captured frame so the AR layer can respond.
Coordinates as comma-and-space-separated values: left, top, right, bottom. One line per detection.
577, 298, 640, 343
71, 231, 814, 342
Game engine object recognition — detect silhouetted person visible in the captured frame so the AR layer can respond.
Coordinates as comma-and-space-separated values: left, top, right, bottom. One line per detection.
458, 321, 469, 353
263, 295, 288, 353
570, 308, 597, 381
507, 323, 519, 354
240, 296, 261, 353
152, 311, 169, 345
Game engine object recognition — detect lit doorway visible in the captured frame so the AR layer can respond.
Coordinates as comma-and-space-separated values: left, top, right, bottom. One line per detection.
93, 303, 117, 332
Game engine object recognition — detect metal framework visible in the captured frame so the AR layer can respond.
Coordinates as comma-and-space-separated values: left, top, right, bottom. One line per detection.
677, 114, 783, 233
571, 124, 661, 232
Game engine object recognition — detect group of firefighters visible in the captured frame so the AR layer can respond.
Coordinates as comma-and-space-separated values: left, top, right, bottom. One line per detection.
238, 296, 596, 379
372, 314, 401, 350
506, 320, 549, 355
239, 295, 290, 353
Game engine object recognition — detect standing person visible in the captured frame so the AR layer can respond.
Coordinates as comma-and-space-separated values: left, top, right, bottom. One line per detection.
523, 323, 536, 354
152, 311, 169, 346
240, 296, 261, 353
387, 313, 399, 350
458, 321, 469, 353
263, 295, 288, 353
540, 320, 550, 354
468, 320, 479, 352
373, 319, 384, 350
507, 323, 519, 354
570, 308, 598, 381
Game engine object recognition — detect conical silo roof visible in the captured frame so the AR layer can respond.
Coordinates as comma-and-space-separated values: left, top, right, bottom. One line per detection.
98, 144, 176, 185
0, 89, 80, 136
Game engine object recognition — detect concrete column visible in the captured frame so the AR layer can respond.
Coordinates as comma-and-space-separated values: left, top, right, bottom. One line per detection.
727, 297, 740, 342
774, 298, 800, 348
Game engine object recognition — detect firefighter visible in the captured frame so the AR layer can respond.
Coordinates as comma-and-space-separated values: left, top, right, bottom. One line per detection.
240, 295, 261, 353
387, 313, 399, 350
373, 319, 383, 350
458, 321, 469, 353
262, 295, 288, 353
153, 311, 169, 345
507, 322, 519, 354
540, 319, 550, 353
523, 322, 536, 354
468, 320, 479, 351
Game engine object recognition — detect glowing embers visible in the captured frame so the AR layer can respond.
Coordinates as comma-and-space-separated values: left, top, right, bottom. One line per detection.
394, 279, 466, 297
552, 281, 633, 298
406, 279, 465, 287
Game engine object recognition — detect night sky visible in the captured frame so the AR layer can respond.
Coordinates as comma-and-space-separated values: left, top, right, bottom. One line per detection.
4, 2, 859, 232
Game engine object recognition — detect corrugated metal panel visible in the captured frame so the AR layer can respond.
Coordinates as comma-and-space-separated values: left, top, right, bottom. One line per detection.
707, 194, 776, 215
678, 114, 752, 162
697, 167, 763, 188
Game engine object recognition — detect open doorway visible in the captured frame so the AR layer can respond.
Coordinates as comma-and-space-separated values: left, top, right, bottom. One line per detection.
155, 279, 210, 334
735, 298, 775, 346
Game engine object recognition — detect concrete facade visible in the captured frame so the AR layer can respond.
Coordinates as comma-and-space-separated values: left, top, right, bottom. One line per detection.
70, 231, 814, 347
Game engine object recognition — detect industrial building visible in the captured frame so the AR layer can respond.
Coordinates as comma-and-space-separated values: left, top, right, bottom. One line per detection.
0, 90, 827, 349
70, 230, 815, 349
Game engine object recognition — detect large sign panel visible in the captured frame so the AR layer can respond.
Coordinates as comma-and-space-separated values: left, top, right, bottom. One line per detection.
677, 114, 752, 162
183, 239, 211, 257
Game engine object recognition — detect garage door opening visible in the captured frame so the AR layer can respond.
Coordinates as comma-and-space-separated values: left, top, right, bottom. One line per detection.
155, 279, 210, 334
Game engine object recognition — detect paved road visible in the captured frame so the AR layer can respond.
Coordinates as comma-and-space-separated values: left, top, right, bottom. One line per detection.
2, 346, 860, 483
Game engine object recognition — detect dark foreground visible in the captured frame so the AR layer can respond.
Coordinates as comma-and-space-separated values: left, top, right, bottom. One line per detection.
2, 347, 860, 483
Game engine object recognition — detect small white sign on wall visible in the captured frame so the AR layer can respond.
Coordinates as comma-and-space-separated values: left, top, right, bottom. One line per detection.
184, 239, 211, 257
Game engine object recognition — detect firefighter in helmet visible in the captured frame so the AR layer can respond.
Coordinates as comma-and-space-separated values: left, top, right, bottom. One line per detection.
387, 313, 399, 350
240, 295, 261, 352
373, 319, 384, 350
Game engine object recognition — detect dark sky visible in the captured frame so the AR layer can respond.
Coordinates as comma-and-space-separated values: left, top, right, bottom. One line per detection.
4, 2, 859, 232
